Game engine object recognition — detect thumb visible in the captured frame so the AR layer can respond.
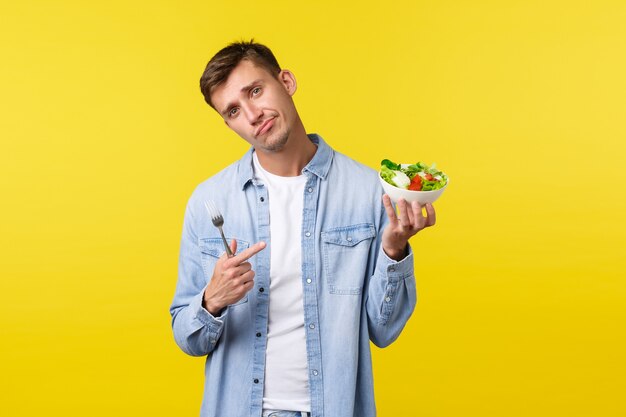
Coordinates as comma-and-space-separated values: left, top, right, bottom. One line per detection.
230, 239, 237, 255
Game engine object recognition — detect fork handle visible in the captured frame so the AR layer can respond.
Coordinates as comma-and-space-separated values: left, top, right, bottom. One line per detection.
218, 226, 234, 257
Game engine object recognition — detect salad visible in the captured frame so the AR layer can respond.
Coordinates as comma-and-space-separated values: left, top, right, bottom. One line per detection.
380, 159, 448, 191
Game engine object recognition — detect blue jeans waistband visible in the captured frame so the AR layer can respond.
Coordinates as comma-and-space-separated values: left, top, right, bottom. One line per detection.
262, 410, 311, 417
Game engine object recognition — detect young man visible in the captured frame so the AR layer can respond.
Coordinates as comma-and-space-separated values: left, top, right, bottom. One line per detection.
170, 41, 436, 417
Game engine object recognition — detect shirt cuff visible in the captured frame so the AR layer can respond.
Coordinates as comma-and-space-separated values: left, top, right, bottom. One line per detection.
190, 285, 228, 328
375, 244, 414, 282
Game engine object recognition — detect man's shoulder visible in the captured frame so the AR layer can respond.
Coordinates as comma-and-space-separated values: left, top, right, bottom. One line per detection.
189, 159, 243, 202
330, 149, 379, 182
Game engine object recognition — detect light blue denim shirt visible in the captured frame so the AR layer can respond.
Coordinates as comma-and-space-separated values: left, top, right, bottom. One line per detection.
170, 134, 416, 417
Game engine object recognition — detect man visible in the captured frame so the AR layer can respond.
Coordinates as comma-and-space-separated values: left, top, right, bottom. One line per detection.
170, 40, 436, 417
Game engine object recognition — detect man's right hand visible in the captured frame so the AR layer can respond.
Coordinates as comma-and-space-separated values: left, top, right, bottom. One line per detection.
202, 239, 267, 315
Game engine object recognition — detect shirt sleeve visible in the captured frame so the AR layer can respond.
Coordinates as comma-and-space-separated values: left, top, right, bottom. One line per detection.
365, 201, 417, 348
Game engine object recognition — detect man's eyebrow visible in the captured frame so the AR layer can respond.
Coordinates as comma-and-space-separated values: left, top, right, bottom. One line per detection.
219, 79, 264, 116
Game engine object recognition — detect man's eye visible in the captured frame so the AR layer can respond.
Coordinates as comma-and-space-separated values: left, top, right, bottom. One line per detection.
229, 108, 239, 117
252, 87, 261, 95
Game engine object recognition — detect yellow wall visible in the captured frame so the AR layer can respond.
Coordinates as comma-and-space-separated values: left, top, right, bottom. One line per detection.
1, 1, 624, 415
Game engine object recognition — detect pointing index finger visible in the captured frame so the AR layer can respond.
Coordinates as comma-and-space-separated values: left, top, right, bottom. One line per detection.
230, 241, 266, 265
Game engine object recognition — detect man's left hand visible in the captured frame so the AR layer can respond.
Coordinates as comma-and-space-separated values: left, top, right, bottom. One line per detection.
381, 194, 436, 261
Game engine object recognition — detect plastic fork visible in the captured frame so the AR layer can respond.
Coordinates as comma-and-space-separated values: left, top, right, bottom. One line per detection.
204, 200, 234, 257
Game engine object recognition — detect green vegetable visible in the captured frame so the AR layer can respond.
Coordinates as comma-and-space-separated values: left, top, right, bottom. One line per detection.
381, 159, 400, 171
380, 165, 396, 185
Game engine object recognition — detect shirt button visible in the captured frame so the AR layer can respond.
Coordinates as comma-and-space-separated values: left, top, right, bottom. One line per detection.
347, 236, 352, 242
259, 287, 265, 293
306, 278, 312, 284
385, 297, 391, 302
210, 339, 216, 344
305, 231, 311, 237
312, 370, 319, 376
308, 187, 313, 193
260, 197, 265, 202
253, 378, 259, 384
256, 332, 262, 337
309, 323, 315, 329
389, 267, 395, 272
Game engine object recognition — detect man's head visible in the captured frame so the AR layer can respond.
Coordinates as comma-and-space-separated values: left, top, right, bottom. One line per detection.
200, 40, 302, 154
200, 40, 281, 109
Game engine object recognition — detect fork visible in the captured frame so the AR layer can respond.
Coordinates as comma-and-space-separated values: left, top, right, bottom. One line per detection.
204, 200, 234, 257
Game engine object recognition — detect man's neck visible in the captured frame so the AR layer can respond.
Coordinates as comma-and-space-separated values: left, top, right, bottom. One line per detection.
254, 129, 317, 177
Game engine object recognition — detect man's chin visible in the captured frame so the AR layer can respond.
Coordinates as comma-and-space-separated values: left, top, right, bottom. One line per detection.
261, 130, 290, 152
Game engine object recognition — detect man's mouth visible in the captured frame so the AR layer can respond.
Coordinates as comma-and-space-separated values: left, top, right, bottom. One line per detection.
255, 117, 275, 137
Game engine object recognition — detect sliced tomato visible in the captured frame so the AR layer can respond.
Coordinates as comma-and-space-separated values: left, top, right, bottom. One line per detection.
425, 173, 434, 181
408, 175, 422, 191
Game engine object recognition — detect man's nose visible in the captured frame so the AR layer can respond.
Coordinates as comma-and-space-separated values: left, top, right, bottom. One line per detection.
242, 102, 263, 124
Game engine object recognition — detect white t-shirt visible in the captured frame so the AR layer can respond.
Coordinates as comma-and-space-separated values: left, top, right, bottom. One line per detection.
252, 152, 311, 412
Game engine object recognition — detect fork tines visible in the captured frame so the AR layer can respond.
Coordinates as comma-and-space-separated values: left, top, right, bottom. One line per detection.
204, 200, 221, 221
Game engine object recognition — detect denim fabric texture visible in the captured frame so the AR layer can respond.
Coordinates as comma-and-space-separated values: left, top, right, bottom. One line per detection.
170, 134, 417, 417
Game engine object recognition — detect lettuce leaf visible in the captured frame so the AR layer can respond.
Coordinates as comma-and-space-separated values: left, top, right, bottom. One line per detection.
380, 165, 397, 186
381, 159, 400, 171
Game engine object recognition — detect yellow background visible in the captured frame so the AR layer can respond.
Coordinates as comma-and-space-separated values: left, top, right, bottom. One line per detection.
1, 1, 625, 415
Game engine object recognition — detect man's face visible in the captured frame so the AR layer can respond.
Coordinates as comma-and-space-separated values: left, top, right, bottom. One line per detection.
210, 59, 298, 153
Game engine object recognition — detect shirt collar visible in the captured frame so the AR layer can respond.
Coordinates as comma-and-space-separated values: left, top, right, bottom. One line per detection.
237, 133, 334, 190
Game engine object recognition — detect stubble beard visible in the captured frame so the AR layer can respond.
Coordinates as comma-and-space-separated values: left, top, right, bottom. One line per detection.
262, 126, 290, 152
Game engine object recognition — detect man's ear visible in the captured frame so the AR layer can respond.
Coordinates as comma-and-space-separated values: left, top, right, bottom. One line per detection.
278, 69, 297, 96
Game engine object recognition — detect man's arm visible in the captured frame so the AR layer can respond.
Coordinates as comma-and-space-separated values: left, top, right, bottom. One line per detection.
170, 202, 226, 357
366, 195, 436, 347
170, 202, 266, 357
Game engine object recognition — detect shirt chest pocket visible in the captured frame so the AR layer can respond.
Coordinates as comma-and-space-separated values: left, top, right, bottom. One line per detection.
199, 237, 250, 306
321, 223, 376, 295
